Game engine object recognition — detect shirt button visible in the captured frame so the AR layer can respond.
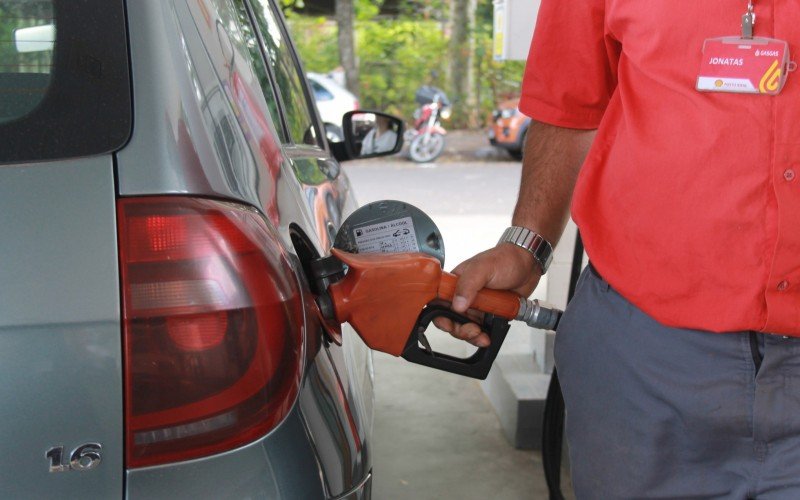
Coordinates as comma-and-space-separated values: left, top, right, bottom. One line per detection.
784, 169, 796, 181
777, 280, 790, 291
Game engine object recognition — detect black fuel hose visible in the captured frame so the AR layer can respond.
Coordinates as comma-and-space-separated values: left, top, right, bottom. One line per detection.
542, 231, 583, 500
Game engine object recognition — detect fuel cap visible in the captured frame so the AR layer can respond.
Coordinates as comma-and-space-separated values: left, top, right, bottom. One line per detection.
333, 200, 445, 266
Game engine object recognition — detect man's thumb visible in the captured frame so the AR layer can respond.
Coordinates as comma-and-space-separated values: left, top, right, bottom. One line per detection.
452, 265, 492, 313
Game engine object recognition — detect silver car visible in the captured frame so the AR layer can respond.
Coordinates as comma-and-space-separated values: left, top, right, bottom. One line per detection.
0, 0, 395, 498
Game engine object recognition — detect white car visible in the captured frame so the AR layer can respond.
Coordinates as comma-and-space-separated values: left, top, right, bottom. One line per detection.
307, 72, 359, 141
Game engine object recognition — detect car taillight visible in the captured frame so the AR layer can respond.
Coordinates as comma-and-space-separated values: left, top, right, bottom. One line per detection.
354, 99, 360, 110
118, 197, 304, 468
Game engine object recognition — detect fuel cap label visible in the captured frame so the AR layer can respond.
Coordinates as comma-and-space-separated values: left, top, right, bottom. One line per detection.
353, 216, 420, 254
334, 200, 445, 265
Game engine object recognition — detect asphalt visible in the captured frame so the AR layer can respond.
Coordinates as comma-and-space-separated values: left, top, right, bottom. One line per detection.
344, 131, 575, 499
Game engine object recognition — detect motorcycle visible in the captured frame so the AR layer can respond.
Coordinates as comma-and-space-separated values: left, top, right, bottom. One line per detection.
406, 86, 451, 163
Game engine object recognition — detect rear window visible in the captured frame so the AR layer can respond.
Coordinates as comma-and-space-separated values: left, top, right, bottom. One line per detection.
0, 3, 54, 124
0, 0, 131, 164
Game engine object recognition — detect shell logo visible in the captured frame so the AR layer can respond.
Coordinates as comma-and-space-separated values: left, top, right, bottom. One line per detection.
759, 60, 782, 93
714, 79, 724, 87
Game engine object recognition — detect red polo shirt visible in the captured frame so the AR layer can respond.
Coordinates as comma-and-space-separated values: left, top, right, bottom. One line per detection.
520, 0, 800, 335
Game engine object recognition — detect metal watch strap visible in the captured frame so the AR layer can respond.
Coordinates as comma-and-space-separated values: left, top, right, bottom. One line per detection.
497, 226, 553, 274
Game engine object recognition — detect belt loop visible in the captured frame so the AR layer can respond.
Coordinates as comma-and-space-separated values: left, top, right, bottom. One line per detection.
588, 263, 611, 292
748, 331, 763, 375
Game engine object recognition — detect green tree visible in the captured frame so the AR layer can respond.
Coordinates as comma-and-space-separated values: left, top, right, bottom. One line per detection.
285, 0, 525, 127
335, 0, 359, 94
358, 20, 448, 118
448, 0, 477, 128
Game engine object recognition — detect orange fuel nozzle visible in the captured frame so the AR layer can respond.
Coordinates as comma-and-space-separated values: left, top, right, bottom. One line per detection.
327, 249, 535, 355
436, 273, 521, 320
327, 249, 446, 356
322, 249, 562, 379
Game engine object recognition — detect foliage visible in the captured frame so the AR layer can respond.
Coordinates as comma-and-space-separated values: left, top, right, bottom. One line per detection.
279, 0, 305, 11
286, 3, 525, 127
0, 2, 54, 73
357, 20, 448, 118
286, 17, 339, 72
354, 0, 383, 21
288, 18, 448, 120
280, 0, 384, 19
474, 23, 526, 120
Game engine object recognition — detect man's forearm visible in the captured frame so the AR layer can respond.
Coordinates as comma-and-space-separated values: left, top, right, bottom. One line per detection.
512, 121, 597, 247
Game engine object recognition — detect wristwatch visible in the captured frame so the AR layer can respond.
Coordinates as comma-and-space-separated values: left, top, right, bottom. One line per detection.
497, 226, 553, 274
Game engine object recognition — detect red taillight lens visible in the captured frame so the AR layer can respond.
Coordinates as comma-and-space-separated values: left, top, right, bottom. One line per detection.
353, 100, 360, 110
118, 197, 304, 468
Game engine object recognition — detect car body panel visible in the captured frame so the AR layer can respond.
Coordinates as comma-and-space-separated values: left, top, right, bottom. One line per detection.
116, 0, 266, 209
116, 0, 372, 497
489, 98, 530, 153
126, 291, 370, 499
0, 157, 122, 499
128, 348, 348, 499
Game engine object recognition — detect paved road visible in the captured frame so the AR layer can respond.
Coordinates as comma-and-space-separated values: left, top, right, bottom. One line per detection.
344, 158, 521, 268
343, 156, 560, 499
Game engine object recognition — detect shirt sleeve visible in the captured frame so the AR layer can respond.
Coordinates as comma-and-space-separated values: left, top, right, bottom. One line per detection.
519, 0, 620, 129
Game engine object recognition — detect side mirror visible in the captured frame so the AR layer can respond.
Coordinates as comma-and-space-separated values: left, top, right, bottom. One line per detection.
334, 111, 404, 161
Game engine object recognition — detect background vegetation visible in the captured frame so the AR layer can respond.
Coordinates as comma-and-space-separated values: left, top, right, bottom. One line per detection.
282, 0, 525, 128
0, 2, 53, 74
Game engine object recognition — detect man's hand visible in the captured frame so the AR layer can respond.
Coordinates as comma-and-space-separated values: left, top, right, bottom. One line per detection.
432, 121, 595, 348
433, 244, 541, 347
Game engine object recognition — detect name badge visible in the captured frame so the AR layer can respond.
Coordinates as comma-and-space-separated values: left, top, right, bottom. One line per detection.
696, 37, 791, 95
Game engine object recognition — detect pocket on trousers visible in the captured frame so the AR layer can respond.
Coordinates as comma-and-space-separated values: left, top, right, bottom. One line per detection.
553, 265, 596, 369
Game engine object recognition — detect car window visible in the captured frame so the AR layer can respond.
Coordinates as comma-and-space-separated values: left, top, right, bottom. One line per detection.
247, 0, 320, 147
0, 0, 131, 163
231, 0, 286, 142
310, 80, 334, 101
0, 1, 54, 125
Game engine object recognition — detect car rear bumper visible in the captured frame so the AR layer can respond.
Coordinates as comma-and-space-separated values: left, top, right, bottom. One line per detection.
491, 134, 525, 152
488, 122, 528, 152
127, 403, 373, 499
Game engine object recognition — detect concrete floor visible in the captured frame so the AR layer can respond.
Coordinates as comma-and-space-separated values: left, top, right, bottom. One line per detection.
370, 338, 578, 499
370, 339, 555, 499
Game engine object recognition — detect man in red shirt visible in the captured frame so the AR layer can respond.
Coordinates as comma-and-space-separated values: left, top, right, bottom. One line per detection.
439, 0, 800, 497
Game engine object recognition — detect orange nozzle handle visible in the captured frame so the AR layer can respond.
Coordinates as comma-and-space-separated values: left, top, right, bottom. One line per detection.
327, 249, 523, 357
328, 249, 443, 356
436, 272, 521, 320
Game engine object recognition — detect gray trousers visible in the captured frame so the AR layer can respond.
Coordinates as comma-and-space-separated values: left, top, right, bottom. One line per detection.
555, 266, 800, 499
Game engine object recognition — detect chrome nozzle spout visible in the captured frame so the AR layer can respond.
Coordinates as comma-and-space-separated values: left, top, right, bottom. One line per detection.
516, 298, 562, 331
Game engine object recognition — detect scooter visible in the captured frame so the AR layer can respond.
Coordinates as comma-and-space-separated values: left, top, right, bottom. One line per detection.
406, 86, 451, 163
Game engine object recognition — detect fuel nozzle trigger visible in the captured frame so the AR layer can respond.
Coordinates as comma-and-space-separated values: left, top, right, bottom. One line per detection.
401, 305, 511, 379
